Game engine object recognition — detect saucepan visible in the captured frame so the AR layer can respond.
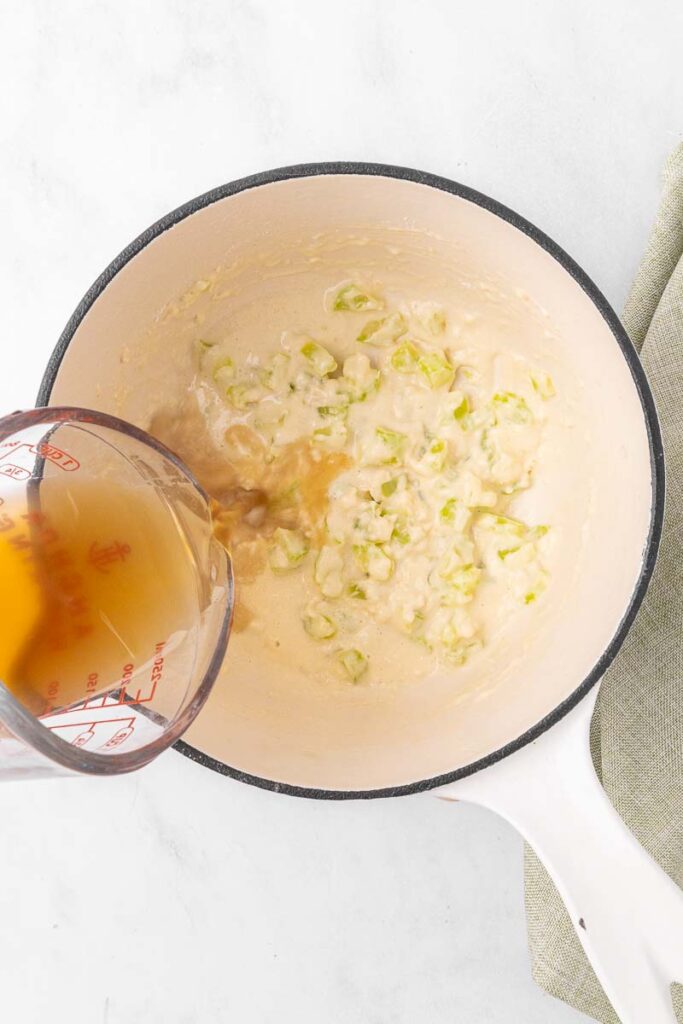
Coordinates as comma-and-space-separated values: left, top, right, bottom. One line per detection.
39, 164, 682, 1022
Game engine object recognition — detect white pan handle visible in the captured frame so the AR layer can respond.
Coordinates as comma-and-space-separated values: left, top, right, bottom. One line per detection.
437, 688, 683, 1024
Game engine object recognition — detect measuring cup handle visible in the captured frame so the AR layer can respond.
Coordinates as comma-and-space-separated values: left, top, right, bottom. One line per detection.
437, 689, 683, 1024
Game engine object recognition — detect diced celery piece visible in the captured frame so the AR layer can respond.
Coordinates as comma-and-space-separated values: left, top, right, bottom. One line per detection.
301, 340, 337, 377
212, 357, 235, 389
480, 428, 496, 465
357, 313, 407, 346
420, 438, 448, 474
353, 543, 394, 581
446, 563, 481, 599
391, 340, 420, 373
356, 504, 394, 543
418, 351, 454, 389
337, 648, 368, 682
497, 546, 521, 561
374, 426, 407, 464
530, 370, 556, 400
333, 284, 384, 312
315, 545, 344, 598
437, 537, 475, 581
317, 403, 348, 419
453, 394, 471, 421
312, 420, 348, 449
440, 498, 457, 523
226, 382, 264, 409
413, 301, 447, 336
443, 637, 480, 666
492, 391, 533, 424
348, 582, 366, 600
477, 512, 526, 538
530, 524, 549, 540
392, 520, 410, 545
302, 608, 337, 640
268, 528, 309, 573
381, 477, 398, 498
524, 571, 548, 605
342, 353, 380, 401
265, 352, 291, 391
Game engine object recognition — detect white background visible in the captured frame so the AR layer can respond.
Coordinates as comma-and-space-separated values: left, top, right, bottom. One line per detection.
1, 2, 681, 1022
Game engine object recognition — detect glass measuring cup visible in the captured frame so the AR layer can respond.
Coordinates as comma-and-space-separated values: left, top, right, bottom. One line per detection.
0, 407, 233, 780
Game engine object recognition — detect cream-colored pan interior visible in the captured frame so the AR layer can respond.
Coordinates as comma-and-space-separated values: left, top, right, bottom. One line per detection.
47, 173, 653, 791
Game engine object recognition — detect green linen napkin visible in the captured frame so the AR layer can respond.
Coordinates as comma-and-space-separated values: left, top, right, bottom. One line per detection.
524, 143, 683, 1022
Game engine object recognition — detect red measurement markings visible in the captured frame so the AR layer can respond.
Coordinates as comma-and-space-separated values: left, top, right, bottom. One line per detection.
46, 716, 136, 748
72, 725, 96, 748
0, 441, 79, 473
96, 641, 167, 708
32, 442, 80, 472
128, 640, 166, 704
0, 464, 30, 480
87, 540, 131, 574
100, 723, 135, 750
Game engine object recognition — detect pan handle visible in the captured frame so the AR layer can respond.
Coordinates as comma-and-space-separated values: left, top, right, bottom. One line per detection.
437, 688, 683, 1024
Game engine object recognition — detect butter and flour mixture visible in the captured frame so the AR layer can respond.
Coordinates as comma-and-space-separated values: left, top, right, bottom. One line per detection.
159, 279, 558, 685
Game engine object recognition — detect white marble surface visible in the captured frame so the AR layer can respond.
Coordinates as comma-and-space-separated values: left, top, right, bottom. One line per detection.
1, 2, 681, 1021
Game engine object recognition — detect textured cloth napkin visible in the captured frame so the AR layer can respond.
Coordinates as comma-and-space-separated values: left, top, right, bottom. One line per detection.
524, 143, 683, 1022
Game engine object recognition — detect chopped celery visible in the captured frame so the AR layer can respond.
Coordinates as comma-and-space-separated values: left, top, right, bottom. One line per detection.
357, 504, 394, 543
497, 546, 521, 561
337, 648, 368, 682
317, 403, 348, 419
268, 528, 309, 573
374, 426, 407, 464
492, 391, 533, 424
443, 638, 480, 666
333, 284, 384, 312
418, 351, 454, 389
437, 538, 476, 581
226, 382, 264, 409
530, 370, 556, 400
413, 301, 447, 336
342, 353, 380, 401
477, 512, 526, 538
452, 394, 470, 421
265, 352, 291, 391
524, 571, 548, 605
315, 545, 344, 598
445, 563, 481, 600
440, 498, 458, 523
530, 524, 549, 540
353, 543, 394, 581
391, 520, 410, 545
357, 312, 407, 346
348, 582, 367, 600
303, 608, 337, 640
381, 477, 399, 498
312, 420, 348, 449
212, 357, 235, 390
300, 340, 337, 377
391, 340, 420, 373
419, 438, 448, 474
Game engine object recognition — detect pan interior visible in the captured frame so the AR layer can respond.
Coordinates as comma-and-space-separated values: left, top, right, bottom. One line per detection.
46, 172, 654, 791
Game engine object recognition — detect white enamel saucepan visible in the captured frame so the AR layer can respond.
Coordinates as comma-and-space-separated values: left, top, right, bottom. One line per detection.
39, 164, 682, 1022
